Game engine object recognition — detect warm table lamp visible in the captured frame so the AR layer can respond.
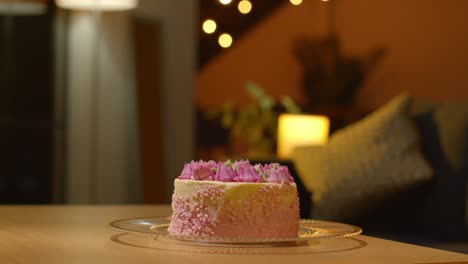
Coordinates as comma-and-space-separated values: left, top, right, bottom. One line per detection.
277, 114, 330, 159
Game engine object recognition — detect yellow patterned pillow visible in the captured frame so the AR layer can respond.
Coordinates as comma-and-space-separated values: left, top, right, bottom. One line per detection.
292, 94, 433, 221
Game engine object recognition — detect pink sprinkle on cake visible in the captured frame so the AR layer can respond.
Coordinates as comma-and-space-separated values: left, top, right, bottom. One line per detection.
167, 160, 300, 238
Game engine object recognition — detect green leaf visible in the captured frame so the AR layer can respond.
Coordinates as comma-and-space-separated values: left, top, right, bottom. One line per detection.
281, 96, 301, 113
259, 95, 274, 111
245, 81, 264, 99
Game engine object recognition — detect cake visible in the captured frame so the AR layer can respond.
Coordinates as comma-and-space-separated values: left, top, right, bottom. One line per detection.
167, 160, 300, 238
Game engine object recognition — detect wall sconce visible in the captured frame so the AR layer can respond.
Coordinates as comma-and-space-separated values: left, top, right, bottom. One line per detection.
277, 114, 330, 159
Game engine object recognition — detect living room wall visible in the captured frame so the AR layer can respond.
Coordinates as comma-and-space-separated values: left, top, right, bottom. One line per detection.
197, 0, 468, 111
337, 0, 468, 110
196, 1, 327, 110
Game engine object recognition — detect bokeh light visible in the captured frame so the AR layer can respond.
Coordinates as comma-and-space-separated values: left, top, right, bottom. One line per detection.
219, 0, 232, 5
218, 33, 233, 48
290, 0, 303, 5
202, 19, 217, 34
238, 0, 252, 14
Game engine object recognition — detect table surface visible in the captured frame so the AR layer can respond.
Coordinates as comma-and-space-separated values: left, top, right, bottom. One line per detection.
0, 205, 467, 264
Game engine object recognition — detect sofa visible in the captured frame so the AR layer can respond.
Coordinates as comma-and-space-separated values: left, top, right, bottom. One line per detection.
290, 94, 468, 254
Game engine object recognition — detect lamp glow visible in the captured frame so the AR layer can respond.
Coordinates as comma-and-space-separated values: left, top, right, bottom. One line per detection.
218, 33, 233, 48
202, 19, 217, 34
277, 114, 329, 159
289, 0, 303, 5
219, 0, 232, 5
55, 0, 138, 11
238, 0, 252, 14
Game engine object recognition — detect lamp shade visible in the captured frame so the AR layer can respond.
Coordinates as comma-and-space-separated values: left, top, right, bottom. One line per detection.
56, 0, 138, 11
0, 0, 47, 15
277, 114, 330, 159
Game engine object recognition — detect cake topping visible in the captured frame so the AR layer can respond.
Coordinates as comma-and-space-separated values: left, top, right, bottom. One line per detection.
215, 161, 236, 182
178, 160, 294, 184
232, 160, 262, 182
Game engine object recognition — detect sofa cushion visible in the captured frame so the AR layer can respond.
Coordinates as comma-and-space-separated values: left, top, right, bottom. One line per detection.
412, 101, 468, 239
292, 94, 433, 221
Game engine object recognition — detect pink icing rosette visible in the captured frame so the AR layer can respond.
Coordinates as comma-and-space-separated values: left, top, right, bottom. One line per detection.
179, 163, 192, 179
262, 163, 294, 183
178, 160, 294, 184
179, 160, 217, 180
232, 160, 262, 183
215, 161, 236, 182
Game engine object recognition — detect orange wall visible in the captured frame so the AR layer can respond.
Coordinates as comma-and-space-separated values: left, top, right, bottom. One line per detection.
197, 0, 468, 111
196, 1, 327, 110
336, 0, 468, 110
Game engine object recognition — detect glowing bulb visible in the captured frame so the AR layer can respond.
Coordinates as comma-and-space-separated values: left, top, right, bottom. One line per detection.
218, 33, 233, 48
202, 19, 217, 34
219, 0, 232, 5
56, 0, 138, 11
238, 0, 252, 14
289, 0, 303, 5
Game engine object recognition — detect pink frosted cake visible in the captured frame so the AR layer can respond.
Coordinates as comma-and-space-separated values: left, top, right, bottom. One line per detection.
167, 160, 300, 238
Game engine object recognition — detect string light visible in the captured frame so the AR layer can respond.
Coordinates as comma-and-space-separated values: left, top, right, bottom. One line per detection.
238, 0, 252, 14
202, 19, 217, 34
218, 33, 233, 48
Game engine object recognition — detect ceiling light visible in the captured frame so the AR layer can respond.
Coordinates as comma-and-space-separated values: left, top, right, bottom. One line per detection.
56, 0, 138, 11
289, 0, 303, 6
219, 0, 232, 5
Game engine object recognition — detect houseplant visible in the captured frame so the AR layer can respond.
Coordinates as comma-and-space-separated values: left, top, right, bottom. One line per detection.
208, 82, 301, 157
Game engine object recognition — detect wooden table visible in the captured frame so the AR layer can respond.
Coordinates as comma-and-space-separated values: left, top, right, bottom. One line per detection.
0, 205, 467, 264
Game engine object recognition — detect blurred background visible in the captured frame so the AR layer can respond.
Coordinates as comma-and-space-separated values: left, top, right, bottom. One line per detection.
1, 0, 468, 205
